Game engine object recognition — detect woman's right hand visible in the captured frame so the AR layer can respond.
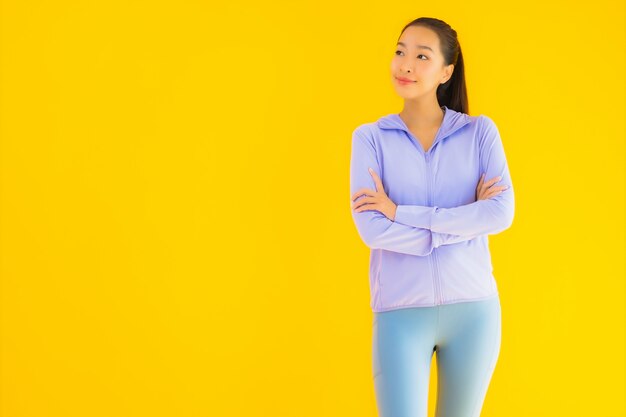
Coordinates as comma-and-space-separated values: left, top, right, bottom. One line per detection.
476, 173, 509, 201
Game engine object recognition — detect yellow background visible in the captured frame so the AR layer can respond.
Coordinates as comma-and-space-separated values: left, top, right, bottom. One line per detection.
1, 1, 624, 416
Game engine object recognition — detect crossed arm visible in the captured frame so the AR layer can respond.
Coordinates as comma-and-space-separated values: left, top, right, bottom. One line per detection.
349, 116, 514, 256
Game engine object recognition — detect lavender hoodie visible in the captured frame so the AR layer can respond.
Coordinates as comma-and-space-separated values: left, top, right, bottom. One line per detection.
350, 105, 515, 312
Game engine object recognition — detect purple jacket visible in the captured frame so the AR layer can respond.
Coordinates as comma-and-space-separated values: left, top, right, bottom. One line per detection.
350, 105, 515, 312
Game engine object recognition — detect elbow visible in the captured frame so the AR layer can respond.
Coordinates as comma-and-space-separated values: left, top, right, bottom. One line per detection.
483, 198, 515, 236
352, 226, 373, 248
502, 194, 515, 230
504, 206, 515, 230
358, 222, 385, 250
359, 230, 376, 249
494, 204, 515, 234
498, 216, 514, 234
351, 214, 378, 248
505, 207, 515, 229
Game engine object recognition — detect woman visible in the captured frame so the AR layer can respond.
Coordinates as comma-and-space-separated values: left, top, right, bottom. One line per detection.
349, 17, 515, 417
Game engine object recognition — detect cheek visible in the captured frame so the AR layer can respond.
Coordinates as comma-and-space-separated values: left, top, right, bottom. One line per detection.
424, 65, 441, 78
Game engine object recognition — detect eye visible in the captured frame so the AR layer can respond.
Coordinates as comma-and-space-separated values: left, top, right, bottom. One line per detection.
395, 50, 428, 60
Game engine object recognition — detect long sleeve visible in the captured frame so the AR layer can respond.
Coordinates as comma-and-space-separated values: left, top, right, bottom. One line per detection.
437, 231, 484, 245
393, 115, 515, 237
350, 127, 474, 255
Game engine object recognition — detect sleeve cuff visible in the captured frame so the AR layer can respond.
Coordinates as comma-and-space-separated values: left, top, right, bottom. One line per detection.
394, 204, 434, 230
431, 231, 441, 249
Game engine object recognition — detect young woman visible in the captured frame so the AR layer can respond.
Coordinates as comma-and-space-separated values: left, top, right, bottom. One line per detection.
349, 17, 515, 417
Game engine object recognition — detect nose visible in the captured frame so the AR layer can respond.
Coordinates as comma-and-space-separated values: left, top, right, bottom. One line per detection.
400, 62, 413, 73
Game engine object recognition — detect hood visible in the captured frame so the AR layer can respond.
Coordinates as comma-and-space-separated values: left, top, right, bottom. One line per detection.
376, 105, 472, 142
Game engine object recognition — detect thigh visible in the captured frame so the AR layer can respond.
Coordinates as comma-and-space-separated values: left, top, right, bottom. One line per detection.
373, 307, 439, 417
434, 297, 501, 417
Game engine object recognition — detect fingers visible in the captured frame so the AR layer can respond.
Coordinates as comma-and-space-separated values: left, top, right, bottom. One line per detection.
352, 196, 373, 210
492, 185, 509, 193
482, 185, 509, 199
485, 175, 503, 186
351, 188, 375, 202
478, 174, 502, 187
477, 174, 503, 194
477, 174, 485, 193
477, 172, 508, 200
485, 188, 504, 198
368, 168, 385, 193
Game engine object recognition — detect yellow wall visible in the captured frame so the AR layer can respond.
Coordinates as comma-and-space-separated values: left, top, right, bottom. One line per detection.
1, 1, 624, 416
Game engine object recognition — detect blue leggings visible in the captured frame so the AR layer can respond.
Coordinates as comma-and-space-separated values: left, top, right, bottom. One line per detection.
372, 296, 501, 417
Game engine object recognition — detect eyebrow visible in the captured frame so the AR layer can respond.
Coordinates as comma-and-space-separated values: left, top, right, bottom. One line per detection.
396, 41, 433, 52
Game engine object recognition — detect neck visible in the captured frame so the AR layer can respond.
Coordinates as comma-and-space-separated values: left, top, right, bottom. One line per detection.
399, 99, 445, 129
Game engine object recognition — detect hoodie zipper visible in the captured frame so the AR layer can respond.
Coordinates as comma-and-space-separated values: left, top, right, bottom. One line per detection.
397, 109, 458, 306
402, 133, 443, 305
424, 151, 442, 305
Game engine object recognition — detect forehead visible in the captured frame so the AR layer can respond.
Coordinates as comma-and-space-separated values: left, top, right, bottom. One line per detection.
397, 26, 440, 53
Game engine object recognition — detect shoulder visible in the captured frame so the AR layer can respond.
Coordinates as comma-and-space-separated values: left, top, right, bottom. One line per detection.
352, 112, 403, 143
352, 122, 373, 136
352, 120, 379, 135
351, 122, 379, 147
477, 114, 498, 129
474, 114, 502, 147
453, 112, 496, 132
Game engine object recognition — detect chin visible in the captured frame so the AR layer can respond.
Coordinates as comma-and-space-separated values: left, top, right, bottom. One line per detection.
393, 89, 419, 99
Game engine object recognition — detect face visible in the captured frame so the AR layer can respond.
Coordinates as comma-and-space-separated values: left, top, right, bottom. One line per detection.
391, 25, 454, 100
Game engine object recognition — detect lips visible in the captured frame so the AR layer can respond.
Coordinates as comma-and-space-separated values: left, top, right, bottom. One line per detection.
396, 77, 416, 82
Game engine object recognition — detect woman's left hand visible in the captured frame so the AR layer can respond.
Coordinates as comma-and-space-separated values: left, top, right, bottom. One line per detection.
351, 168, 397, 221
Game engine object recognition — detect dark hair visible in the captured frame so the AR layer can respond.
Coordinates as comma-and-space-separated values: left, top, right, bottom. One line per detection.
398, 17, 469, 115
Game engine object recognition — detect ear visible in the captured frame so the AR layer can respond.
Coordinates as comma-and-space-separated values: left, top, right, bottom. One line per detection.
442, 64, 454, 84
